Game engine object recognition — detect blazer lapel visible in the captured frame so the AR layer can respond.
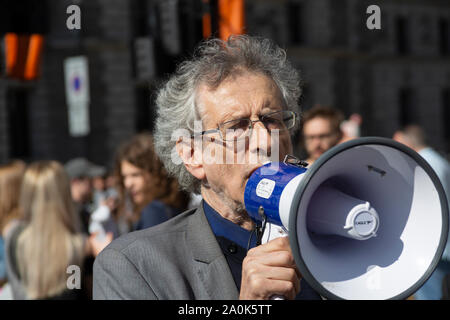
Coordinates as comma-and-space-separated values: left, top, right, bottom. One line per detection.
187, 202, 239, 300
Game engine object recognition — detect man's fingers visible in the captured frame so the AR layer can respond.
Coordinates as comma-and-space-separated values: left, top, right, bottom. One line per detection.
242, 263, 301, 298
240, 236, 303, 300
244, 250, 296, 268
247, 236, 291, 256
262, 266, 301, 294
253, 279, 299, 300
269, 280, 299, 300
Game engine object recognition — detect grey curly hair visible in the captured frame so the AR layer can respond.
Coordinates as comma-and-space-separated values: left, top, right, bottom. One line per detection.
154, 35, 303, 193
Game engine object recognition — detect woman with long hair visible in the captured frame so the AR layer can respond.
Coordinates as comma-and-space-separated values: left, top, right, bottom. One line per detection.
113, 132, 190, 232
0, 160, 26, 291
4, 161, 111, 300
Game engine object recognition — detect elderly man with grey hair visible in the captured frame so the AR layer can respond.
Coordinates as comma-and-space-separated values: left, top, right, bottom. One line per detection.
93, 35, 320, 300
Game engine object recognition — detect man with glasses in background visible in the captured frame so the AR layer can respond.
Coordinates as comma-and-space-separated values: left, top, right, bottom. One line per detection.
93, 35, 321, 300
300, 105, 345, 165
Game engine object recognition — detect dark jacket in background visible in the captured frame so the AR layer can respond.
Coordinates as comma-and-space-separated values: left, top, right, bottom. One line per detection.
134, 200, 183, 231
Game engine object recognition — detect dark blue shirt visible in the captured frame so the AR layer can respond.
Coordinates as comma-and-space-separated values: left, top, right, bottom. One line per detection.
134, 200, 182, 231
202, 201, 321, 300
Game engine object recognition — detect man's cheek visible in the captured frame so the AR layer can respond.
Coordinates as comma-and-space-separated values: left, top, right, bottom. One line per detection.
232, 178, 246, 202
228, 168, 243, 187
278, 135, 292, 159
203, 141, 222, 165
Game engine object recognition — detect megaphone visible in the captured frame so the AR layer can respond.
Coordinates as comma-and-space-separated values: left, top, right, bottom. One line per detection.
244, 137, 449, 300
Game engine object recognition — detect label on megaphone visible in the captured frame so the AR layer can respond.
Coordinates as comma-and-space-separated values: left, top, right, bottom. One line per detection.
307, 185, 380, 240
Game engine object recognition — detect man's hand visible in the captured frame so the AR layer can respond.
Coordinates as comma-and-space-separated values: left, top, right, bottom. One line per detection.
239, 236, 301, 300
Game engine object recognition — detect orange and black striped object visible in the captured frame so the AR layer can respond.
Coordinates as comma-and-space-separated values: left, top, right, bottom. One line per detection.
5, 33, 44, 80
218, 0, 245, 41
202, 0, 245, 41
1, 0, 47, 80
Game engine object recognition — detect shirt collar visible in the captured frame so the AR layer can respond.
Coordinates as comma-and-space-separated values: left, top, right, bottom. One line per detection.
203, 201, 257, 250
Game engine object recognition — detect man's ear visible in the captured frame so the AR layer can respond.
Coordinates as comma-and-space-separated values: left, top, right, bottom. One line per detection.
176, 137, 206, 181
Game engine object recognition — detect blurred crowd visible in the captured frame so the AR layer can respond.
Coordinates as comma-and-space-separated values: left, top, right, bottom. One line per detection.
0, 106, 448, 300
0, 132, 190, 299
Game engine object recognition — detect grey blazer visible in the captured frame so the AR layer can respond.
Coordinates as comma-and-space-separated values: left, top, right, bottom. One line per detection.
93, 204, 239, 299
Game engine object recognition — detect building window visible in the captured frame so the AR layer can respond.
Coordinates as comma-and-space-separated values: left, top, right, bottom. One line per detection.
135, 86, 155, 133
287, 1, 304, 45
132, 0, 150, 37
0, 40, 5, 75
439, 18, 449, 56
6, 88, 30, 159
398, 87, 415, 126
396, 17, 410, 55
300, 82, 314, 112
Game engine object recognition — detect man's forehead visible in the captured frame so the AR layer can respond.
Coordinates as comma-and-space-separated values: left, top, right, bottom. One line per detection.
196, 73, 284, 122
213, 99, 276, 119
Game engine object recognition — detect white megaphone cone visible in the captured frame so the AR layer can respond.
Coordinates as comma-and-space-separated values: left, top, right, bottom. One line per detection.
244, 137, 449, 300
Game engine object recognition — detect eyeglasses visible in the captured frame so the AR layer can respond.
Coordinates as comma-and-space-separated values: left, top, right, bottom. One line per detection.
193, 110, 298, 142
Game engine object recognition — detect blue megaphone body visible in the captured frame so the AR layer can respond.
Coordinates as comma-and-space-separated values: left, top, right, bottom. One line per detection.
244, 159, 306, 228
244, 155, 380, 242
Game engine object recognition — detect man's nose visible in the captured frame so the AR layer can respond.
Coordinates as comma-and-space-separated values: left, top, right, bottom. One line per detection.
248, 121, 271, 158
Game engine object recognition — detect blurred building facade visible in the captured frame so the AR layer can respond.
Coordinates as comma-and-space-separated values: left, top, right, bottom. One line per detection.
247, 0, 450, 156
0, 0, 449, 166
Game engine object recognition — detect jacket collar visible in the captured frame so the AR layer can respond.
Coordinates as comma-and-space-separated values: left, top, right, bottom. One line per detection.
187, 201, 239, 299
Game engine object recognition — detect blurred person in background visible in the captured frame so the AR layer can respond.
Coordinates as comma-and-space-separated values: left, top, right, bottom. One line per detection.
0, 160, 26, 299
105, 171, 118, 192
393, 125, 449, 201
300, 105, 344, 165
64, 158, 106, 234
340, 113, 362, 143
89, 168, 120, 240
92, 172, 108, 210
4, 161, 111, 300
103, 171, 120, 206
113, 132, 190, 233
393, 124, 450, 300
